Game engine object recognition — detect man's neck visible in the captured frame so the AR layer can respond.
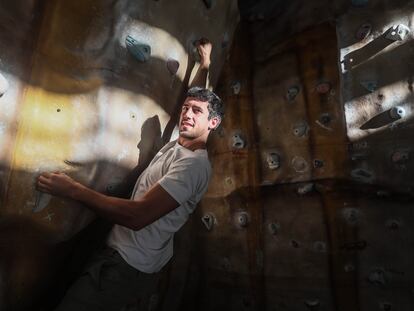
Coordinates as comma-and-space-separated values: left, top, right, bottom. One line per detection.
178, 137, 207, 151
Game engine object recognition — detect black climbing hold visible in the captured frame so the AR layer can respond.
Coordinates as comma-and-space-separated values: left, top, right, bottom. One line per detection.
291, 240, 300, 248
126, 35, 151, 63
57, 108, 61, 112
314, 159, 324, 168
320, 113, 331, 125
167, 58, 180, 75
203, 0, 212, 9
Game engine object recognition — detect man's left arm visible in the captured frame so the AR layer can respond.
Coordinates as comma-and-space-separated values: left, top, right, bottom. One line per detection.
37, 172, 179, 231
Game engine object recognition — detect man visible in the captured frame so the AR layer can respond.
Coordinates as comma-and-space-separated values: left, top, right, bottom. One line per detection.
37, 41, 224, 311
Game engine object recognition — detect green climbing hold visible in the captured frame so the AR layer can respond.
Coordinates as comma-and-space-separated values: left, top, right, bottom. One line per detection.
126, 35, 151, 63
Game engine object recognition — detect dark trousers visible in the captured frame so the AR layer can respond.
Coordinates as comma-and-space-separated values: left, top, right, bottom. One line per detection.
54, 247, 163, 311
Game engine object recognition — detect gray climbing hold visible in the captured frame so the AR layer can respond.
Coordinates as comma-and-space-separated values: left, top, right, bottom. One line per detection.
166, 58, 180, 75
235, 212, 249, 228
266, 152, 281, 170
33, 191, 52, 213
386, 24, 410, 41
389, 106, 406, 119
291, 156, 309, 173
385, 219, 402, 230
126, 35, 151, 63
0, 73, 9, 97
305, 299, 320, 309
230, 81, 241, 95
344, 263, 355, 272
297, 183, 314, 195
268, 222, 280, 235
203, 0, 213, 9
379, 302, 392, 311
201, 213, 215, 231
356, 23, 372, 40
287, 86, 300, 101
368, 268, 387, 286
293, 121, 308, 137
313, 241, 327, 253
351, 168, 374, 182
391, 150, 409, 163
360, 80, 378, 92
232, 134, 245, 149
342, 207, 360, 226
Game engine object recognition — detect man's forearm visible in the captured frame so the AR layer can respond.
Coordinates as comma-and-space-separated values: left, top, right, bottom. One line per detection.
71, 182, 146, 230
189, 63, 210, 89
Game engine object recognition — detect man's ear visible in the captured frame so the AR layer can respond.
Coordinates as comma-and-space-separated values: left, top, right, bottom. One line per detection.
208, 116, 221, 131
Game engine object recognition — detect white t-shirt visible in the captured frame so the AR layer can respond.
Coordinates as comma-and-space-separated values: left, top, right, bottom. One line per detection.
107, 140, 211, 273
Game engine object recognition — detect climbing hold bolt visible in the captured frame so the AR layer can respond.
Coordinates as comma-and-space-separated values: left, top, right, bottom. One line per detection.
0, 73, 9, 97
389, 106, 406, 119
266, 152, 281, 170
386, 24, 411, 41
166, 58, 180, 75
126, 35, 151, 63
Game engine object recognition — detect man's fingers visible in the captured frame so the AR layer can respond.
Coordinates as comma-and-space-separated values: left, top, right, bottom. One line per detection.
37, 181, 51, 193
42, 172, 52, 178
198, 37, 210, 45
38, 175, 51, 184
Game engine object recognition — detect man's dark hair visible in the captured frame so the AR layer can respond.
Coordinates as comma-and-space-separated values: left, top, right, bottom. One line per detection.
186, 87, 224, 123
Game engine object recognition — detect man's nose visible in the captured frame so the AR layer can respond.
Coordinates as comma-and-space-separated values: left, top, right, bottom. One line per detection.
183, 109, 193, 118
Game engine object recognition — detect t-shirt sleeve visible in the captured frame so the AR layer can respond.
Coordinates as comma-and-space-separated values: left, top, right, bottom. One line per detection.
158, 156, 209, 206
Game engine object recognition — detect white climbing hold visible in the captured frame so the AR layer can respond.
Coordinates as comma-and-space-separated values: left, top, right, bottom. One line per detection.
266, 152, 281, 170
0, 73, 9, 97
389, 106, 406, 119
386, 24, 410, 41
201, 213, 215, 231
232, 134, 245, 149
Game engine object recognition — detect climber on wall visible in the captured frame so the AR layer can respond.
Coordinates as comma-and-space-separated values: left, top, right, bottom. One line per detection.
36, 39, 224, 311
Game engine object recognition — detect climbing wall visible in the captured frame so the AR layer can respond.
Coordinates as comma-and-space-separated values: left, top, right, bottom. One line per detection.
163, 1, 414, 310
0, 1, 239, 310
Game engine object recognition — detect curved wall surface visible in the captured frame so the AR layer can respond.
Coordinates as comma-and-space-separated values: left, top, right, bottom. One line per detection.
0, 1, 239, 309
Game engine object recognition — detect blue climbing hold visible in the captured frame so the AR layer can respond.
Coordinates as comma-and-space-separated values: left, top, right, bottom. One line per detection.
126, 35, 151, 63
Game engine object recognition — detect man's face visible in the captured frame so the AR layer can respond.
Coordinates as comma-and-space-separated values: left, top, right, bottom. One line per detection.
178, 97, 218, 139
